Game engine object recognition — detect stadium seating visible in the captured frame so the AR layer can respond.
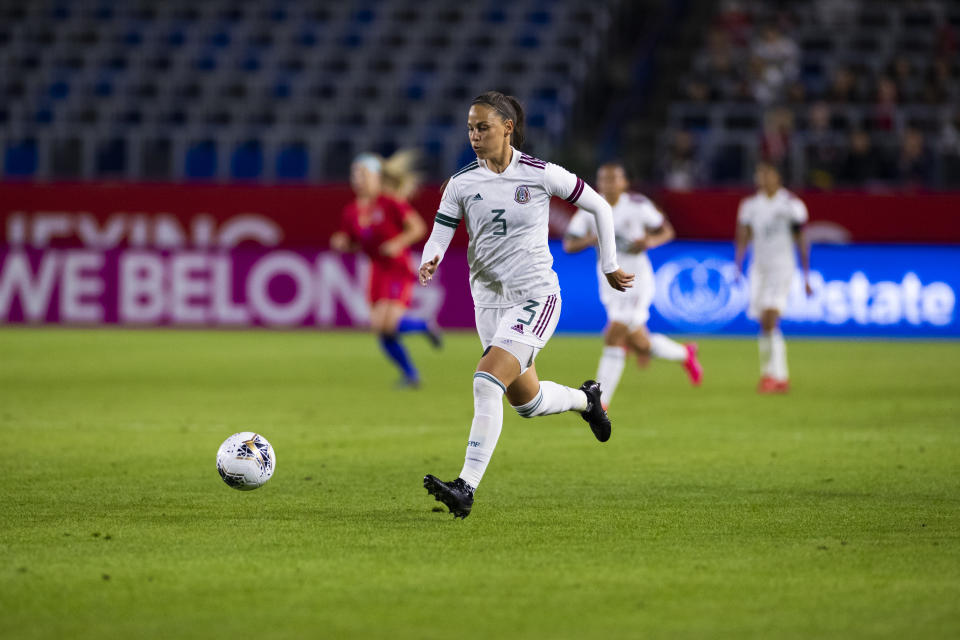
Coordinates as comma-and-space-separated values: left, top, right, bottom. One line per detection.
0, 0, 616, 181
662, 0, 960, 188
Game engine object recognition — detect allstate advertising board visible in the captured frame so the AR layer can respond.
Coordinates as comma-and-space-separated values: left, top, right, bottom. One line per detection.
554, 241, 959, 338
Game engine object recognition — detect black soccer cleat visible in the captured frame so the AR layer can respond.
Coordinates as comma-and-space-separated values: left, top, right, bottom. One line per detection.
423, 474, 474, 519
425, 323, 443, 350
579, 380, 611, 442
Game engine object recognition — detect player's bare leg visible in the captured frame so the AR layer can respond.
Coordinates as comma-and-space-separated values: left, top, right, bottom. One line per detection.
758, 308, 788, 393
626, 327, 703, 387
371, 300, 419, 387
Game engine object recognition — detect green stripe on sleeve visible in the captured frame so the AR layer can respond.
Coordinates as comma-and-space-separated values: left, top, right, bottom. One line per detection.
434, 213, 461, 229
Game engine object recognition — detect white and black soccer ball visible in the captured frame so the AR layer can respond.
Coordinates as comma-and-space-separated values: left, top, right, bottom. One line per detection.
216, 432, 275, 490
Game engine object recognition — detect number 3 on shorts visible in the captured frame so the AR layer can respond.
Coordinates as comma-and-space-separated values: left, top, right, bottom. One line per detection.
517, 299, 540, 325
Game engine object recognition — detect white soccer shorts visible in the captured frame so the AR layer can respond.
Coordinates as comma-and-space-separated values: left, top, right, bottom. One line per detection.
748, 268, 794, 318
475, 293, 562, 373
602, 272, 655, 330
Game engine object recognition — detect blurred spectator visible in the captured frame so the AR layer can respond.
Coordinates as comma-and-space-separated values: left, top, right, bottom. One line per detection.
896, 127, 934, 188
826, 66, 864, 104
921, 57, 955, 105
838, 130, 883, 186
660, 130, 702, 191
693, 28, 750, 102
813, 0, 860, 26
887, 56, 918, 103
940, 110, 960, 153
760, 107, 794, 168
941, 110, 960, 187
804, 101, 842, 189
869, 77, 898, 132
785, 81, 807, 105
750, 23, 799, 105
714, 0, 752, 46
683, 77, 714, 103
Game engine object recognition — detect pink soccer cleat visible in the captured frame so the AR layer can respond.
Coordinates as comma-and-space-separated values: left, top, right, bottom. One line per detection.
757, 376, 779, 394
683, 343, 703, 386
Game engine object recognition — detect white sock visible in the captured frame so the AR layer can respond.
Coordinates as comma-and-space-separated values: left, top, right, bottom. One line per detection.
512, 381, 588, 418
595, 346, 626, 407
649, 333, 687, 362
758, 332, 772, 377
458, 373, 505, 489
770, 329, 788, 381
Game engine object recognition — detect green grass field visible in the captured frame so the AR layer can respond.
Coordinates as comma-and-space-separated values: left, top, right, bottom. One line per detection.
1, 328, 958, 639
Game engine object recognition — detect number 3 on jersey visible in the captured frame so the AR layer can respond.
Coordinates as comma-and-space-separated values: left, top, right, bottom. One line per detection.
491, 209, 507, 236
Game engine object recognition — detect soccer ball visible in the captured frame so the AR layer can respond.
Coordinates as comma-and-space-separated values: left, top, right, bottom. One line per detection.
216, 432, 275, 490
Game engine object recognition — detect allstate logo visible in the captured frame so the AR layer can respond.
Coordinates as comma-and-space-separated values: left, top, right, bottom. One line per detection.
653, 257, 749, 331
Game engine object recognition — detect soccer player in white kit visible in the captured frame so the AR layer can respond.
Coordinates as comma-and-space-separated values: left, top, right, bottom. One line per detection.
564, 162, 703, 409
418, 91, 634, 518
734, 161, 812, 394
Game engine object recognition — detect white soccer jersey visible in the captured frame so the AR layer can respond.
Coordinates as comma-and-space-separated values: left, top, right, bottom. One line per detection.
737, 188, 808, 272
434, 148, 594, 308
567, 192, 664, 304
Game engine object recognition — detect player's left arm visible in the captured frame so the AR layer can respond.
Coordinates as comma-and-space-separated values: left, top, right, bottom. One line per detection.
791, 197, 813, 296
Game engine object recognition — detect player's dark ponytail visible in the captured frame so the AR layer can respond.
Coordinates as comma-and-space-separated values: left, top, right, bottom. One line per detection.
472, 91, 526, 149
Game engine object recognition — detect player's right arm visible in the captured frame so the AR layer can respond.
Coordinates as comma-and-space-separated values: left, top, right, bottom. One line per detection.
790, 196, 813, 296
734, 199, 752, 277
562, 211, 597, 254
419, 178, 462, 285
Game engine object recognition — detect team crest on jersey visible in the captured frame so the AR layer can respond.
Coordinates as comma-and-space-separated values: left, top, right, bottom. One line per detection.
514, 185, 531, 204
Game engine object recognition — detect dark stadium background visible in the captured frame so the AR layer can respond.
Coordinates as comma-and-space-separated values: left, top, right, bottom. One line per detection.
2, 0, 958, 338
1, 0, 958, 336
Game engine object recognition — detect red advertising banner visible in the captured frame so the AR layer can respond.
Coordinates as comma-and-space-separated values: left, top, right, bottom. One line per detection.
1, 183, 959, 249
655, 189, 960, 244
0, 183, 455, 249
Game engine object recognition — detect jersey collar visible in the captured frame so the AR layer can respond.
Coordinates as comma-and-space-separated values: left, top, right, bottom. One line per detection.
477, 146, 519, 176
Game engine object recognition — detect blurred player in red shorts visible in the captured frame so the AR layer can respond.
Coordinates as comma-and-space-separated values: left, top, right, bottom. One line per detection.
331, 151, 441, 388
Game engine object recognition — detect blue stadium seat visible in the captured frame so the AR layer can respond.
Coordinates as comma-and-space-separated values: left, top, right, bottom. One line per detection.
4, 139, 38, 177
230, 141, 263, 179
96, 138, 126, 176
185, 140, 218, 179
276, 142, 309, 180
48, 81, 70, 99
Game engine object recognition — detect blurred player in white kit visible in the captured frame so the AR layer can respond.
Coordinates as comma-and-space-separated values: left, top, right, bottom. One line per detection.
565, 162, 703, 409
734, 161, 812, 394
